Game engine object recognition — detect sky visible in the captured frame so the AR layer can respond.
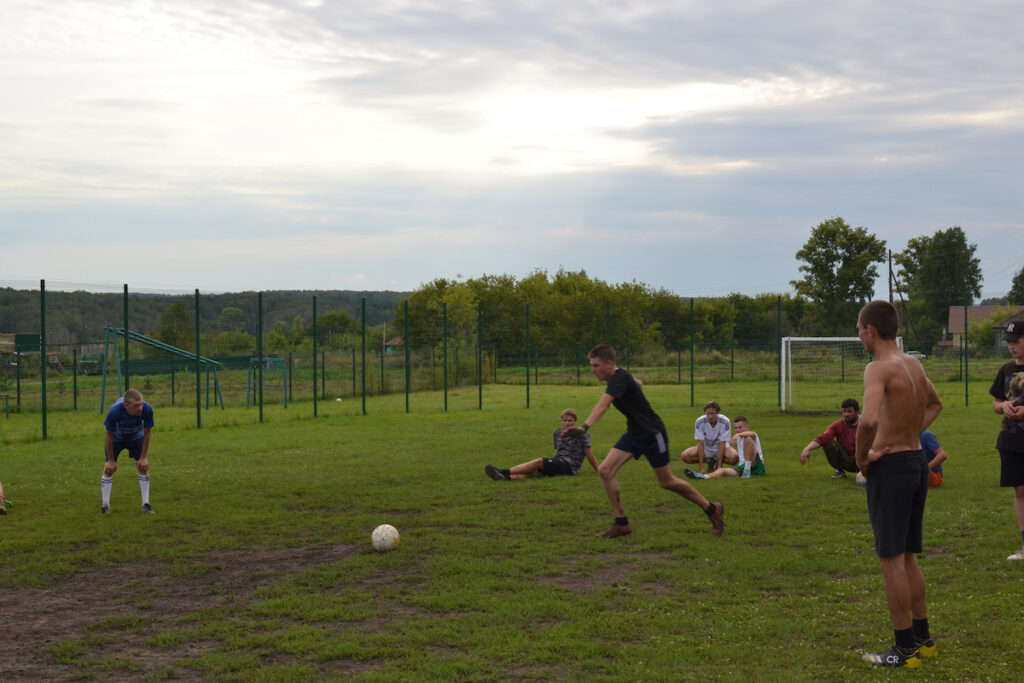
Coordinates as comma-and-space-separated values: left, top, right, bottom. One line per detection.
1, 0, 1021, 299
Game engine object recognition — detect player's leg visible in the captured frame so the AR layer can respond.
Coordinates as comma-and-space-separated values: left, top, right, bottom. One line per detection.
132, 446, 153, 513
101, 446, 120, 513
679, 446, 700, 464
0, 480, 7, 514
509, 458, 545, 479
1011, 484, 1024, 560
597, 448, 633, 518
719, 445, 740, 466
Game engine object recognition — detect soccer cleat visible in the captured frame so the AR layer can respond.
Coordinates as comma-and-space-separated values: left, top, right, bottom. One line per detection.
1007, 547, 1024, 561
596, 523, 632, 538
684, 468, 707, 480
915, 638, 937, 657
861, 646, 922, 668
706, 502, 724, 537
101, 504, 111, 514
484, 464, 509, 481
831, 470, 847, 479
141, 503, 155, 514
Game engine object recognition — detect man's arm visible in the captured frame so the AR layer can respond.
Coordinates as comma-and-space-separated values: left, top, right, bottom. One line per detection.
103, 430, 117, 476
928, 446, 947, 471
581, 393, 615, 431
856, 364, 884, 473
799, 438, 822, 464
696, 440, 707, 473
920, 376, 943, 432
584, 446, 599, 472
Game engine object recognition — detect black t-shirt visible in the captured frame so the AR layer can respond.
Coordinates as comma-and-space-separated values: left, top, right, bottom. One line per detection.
989, 360, 1024, 453
606, 368, 665, 437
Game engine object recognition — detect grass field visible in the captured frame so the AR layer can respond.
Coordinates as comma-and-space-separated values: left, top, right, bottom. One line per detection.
1, 384, 1022, 681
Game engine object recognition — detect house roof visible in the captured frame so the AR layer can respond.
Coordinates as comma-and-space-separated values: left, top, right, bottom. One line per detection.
383, 336, 404, 347
947, 306, 1024, 334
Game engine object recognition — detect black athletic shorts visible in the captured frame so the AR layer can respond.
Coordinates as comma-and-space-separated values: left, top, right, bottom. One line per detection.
613, 430, 670, 469
999, 449, 1024, 487
866, 450, 928, 558
540, 458, 576, 476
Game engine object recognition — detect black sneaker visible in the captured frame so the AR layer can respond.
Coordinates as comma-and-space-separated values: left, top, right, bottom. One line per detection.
101, 504, 111, 514
861, 645, 922, 668
484, 464, 509, 481
141, 503, 155, 514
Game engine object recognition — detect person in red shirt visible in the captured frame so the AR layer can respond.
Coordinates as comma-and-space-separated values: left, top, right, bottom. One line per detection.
799, 398, 860, 479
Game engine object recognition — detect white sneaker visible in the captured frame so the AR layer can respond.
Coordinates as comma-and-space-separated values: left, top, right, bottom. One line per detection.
1007, 547, 1024, 561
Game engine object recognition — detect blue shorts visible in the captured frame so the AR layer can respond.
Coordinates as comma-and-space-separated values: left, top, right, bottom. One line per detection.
614, 430, 670, 469
108, 440, 144, 461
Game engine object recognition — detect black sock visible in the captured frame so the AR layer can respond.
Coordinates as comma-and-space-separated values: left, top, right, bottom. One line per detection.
705, 502, 716, 515
615, 516, 629, 526
894, 627, 915, 650
912, 618, 930, 642
500, 469, 511, 478
1020, 530, 1024, 546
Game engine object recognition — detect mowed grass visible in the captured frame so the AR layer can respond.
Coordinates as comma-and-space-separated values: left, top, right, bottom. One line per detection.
2, 383, 1023, 681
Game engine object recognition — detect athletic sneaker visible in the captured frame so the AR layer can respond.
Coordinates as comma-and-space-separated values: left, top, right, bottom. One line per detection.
141, 503, 155, 514
683, 468, 707, 480
484, 464, 509, 481
596, 523, 632, 538
706, 502, 724, 537
831, 470, 847, 479
916, 638, 937, 657
101, 504, 110, 514
1007, 547, 1024, 561
861, 645, 922, 668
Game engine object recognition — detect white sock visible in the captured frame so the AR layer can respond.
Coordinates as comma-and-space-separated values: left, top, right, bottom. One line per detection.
101, 477, 113, 506
742, 459, 752, 478
138, 474, 150, 505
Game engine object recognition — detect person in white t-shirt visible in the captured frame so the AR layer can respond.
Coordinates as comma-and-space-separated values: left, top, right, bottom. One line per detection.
685, 416, 765, 479
680, 401, 736, 474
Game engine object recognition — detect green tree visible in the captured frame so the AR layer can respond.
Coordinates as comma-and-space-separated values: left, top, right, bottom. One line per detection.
790, 217, 887, 334
1008, 265, 1024, 305
156, 300, 193, 351
895, 226, 982, 324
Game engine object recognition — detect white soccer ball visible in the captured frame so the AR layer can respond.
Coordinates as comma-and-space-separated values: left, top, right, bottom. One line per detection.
856, 472, 868, 486
335, 397, 342, 402
371, 524, 400, 552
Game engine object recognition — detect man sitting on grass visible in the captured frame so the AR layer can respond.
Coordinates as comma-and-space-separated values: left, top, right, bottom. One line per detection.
685, 416, 765, 479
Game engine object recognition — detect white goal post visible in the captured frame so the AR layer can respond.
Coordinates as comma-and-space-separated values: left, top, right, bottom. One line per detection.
780, 336, 902, 412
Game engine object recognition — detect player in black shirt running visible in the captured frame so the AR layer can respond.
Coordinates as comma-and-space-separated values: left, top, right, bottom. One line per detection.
577, 344, 724, 538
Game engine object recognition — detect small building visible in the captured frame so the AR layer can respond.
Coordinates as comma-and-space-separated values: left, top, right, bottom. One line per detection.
945, 305, 1024, 348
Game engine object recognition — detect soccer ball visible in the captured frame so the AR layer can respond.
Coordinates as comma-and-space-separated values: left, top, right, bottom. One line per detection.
371, 524, 400, 552
856, 472, 868, 486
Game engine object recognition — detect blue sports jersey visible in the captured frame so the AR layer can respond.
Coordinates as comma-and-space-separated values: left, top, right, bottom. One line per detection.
919, 430, 943, 475
104, 397, 154, 442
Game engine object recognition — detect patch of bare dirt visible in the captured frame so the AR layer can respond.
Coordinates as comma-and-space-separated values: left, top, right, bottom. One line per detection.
0, 545, 357, 681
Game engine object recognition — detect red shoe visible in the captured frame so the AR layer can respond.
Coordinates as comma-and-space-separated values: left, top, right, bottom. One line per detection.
706, 502, 724, 537
596, 523, 633, 538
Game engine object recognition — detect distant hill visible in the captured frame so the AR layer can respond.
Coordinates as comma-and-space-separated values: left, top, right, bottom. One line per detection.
0, 288, 407, 345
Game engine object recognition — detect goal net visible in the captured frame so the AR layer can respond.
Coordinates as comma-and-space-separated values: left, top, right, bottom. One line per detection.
780, 337, 902, 412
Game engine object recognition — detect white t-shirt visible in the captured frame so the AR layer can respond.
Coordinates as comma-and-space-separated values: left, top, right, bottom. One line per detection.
694, 414, 731, 457
734, 432, 765, 463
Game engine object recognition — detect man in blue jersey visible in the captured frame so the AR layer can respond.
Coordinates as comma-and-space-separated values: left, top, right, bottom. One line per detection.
102, 389, 155, 514
576, 344, 724, 538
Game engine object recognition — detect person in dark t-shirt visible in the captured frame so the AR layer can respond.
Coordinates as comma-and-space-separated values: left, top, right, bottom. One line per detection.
575, 344, 724, 539
989, 319, 1024, 561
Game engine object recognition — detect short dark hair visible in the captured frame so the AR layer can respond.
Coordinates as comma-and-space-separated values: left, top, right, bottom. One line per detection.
859, 300, 899, 340
588, 344, 616, 362
734, 415, 748, 424
841, 398, 859, 411
703, 400, 721, 412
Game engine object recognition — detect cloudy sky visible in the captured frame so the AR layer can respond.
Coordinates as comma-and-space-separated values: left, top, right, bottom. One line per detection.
1, 0, 1021, 299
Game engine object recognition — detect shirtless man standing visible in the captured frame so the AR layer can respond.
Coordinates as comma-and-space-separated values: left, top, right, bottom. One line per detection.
854, 301, 943, 669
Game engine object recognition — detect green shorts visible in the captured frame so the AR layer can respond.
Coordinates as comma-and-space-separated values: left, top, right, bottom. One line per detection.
734, 459, 766, 476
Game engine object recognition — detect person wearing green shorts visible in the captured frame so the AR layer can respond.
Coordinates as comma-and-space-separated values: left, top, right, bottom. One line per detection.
685, 416, 765, 480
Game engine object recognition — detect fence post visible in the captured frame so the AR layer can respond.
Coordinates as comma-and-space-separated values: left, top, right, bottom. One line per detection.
312, 295, 318, 417
477, 303, 483, 410
123, 284, 130, 392
525, 303, 531, 408
443, 302, 448, 412
361, 298, 367, 416
689, 297, 695, 407
404, 300, 410, 413
258, 291, 264, 424
41, 279, 47, 440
